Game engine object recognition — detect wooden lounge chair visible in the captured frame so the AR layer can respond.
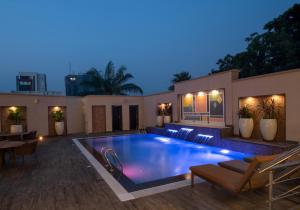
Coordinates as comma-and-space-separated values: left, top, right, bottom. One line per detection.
13, 140, 38, 164
218, 155, 277, 174
190, 155, 277, 193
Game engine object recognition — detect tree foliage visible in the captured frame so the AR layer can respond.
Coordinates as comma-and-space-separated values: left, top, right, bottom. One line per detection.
80, 61, 143, 96
212, 4, 300, 77
168, 71, 192, 90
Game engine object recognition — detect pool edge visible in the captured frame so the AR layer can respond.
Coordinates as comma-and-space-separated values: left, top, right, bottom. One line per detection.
72, 138, 203, 201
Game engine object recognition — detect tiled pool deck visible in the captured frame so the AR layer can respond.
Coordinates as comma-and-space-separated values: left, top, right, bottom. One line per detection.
0, 134, 299, 210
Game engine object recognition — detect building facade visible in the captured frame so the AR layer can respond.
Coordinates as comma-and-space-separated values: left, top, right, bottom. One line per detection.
16, 72, 47, 92
1, 68, 300, 142
65, 74, 95, 96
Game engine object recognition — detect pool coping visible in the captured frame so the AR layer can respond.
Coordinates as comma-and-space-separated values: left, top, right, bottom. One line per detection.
72, 137, 203, 201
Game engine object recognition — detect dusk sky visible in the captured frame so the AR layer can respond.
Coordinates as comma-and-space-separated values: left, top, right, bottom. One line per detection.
0, 0, 299, 95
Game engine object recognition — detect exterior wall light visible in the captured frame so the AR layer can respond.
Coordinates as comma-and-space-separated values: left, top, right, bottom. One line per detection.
38, 135, 44, 141
271, 95, 280, 102
197, 92, 205, 96
53, 106, 61, 111
185, 93, 193, 98
211, 90, 219, 96
9, 106, 18, 112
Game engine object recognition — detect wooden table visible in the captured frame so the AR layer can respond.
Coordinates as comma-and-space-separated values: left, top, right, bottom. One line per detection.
0, 132, 29, 141
0, 141, 25, 167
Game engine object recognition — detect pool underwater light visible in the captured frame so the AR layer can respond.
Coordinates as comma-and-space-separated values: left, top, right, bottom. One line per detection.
220, 149, 230, 154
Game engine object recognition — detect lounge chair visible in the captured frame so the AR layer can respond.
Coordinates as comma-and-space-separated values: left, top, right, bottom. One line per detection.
13, 140, 38, 164
23, 131, 37, 141
190, 155, 277, 193
218, 155, 277, 174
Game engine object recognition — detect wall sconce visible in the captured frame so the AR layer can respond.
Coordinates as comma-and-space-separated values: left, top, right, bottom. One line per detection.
38, 135, 44, 141
34, 98, 39, 104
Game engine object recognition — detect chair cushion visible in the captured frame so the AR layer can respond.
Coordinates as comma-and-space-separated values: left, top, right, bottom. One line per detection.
190, 164, 243, 192
218, 160, 249, 174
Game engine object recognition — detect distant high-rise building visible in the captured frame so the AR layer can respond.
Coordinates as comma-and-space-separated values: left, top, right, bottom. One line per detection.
14, 72, 62, 96
16, 72, 47, 92
65, 73, 95, 96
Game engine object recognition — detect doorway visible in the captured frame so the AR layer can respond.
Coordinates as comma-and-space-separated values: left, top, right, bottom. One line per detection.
129, 105, 139, 130
112, 106, 122, 131
92, 105, 106, 133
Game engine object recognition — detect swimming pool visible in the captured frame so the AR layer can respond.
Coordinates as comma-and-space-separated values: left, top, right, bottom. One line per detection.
78, 133, 251, 192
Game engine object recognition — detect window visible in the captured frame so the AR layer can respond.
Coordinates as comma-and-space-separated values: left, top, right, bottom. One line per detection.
181, 89, 224, 125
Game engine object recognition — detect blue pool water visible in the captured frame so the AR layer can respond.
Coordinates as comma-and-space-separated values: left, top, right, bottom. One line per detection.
85, 134, 251, 184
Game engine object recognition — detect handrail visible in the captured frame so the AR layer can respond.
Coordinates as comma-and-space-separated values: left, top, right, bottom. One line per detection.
100, 146, 123, 173
259, 145, 300, 173
259, 145, 300, 210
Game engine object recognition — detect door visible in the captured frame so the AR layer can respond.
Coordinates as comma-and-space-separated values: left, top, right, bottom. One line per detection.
112, 106, 122, 131
129, 105, 139, 130
92, 106, 106, 133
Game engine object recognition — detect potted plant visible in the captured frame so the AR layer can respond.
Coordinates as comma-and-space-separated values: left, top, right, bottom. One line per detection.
51, 109, 64, 135
8, 107, 23, 134
238, 105, 253, 138
257, 98, 279, 141
163, 103, 172, 124
156, 106, 164, 127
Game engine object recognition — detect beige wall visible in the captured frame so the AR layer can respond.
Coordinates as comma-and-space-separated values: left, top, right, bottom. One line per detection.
232, 69, 300, 142
82, 95, 144, 133
0, 94, 84, 136
0, 68, 299, 142
143, 92, 178, 127
174, 70, 239, 126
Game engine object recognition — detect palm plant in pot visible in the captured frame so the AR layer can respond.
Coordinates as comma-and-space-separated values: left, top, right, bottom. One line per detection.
156, 106, 164, 127
238, 105, 253, 138
51, 109, 65, 135
8, 107, 24, 134
163, 103, 172, 124
257, 98, 280, 141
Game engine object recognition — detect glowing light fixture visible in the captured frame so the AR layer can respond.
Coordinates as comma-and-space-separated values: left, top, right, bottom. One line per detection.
53, 106, 61, 111
159, 103, 166, 110
211, 90, 219, 96
167, 129, 178, 133
155, 137, 171, 143
198, 92, 205, 96
180, 128, 194, 131
272, 95, 280, 102
38, 136, 44, 141
185, 93, 193, 98
197, 134, 213, 139
9, 106, 18, 112
220, 149, 230, 154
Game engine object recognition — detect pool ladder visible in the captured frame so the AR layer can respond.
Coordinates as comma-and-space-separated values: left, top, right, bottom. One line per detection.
100, 147, 123, 174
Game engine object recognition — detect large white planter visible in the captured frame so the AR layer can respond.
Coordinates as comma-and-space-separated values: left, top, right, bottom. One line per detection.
10, 125, 23, 134
164, 115, 171, 124
156, 116, 163, 127
239, 118, 254, 138
55, 122, 64, 136
260, 119, 277, 141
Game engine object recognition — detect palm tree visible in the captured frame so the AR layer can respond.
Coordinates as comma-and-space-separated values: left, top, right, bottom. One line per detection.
80, 61, 143, 96
168, 71, 192, 90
